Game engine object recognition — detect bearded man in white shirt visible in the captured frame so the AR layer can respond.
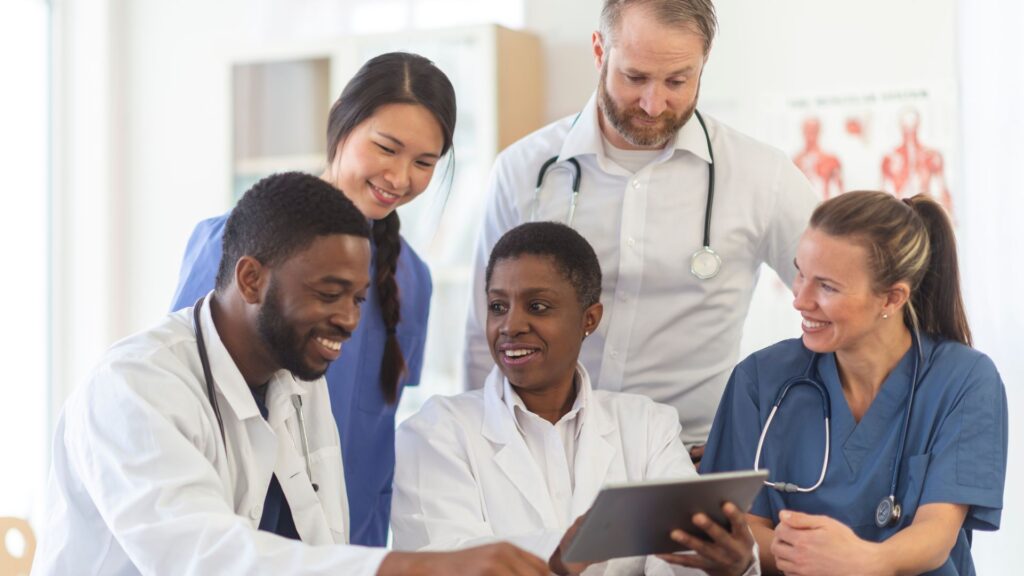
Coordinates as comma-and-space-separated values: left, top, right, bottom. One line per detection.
464, 0, 817, 463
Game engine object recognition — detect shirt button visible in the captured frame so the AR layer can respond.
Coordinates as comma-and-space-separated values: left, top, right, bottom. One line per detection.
627, 237, 636, 247
632, 179, 640, 189
609, 349, 618, 358
250, 504, 262, 520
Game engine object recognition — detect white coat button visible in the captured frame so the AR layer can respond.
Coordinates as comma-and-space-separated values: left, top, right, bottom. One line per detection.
609, 349, 618, 358
250, 504, 262, 520
632, 179, 640, 189
627, 237, 636, 247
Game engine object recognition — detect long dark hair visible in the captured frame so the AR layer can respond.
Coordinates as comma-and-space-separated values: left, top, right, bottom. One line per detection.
810, 191, 972, 346
326, 52, 456, 403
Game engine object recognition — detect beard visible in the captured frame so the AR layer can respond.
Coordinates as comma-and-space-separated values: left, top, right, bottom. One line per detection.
257, 277, 325, 382
597, 62, 697, 148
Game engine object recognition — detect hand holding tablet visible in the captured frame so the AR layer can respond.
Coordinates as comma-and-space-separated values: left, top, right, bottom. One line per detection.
560, 469, 767, 572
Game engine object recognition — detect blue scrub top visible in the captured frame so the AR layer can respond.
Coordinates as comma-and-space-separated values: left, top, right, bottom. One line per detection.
170, 214, 432, 546
703, 336, 1007, 576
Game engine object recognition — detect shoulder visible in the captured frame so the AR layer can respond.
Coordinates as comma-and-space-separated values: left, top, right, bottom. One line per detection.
396, 236, 432, 289
493, 115, 576, 172
731, 338, 815, 395
926, 337, 1005, 396
67, 311, 204, 421
186, 213, 230, 244
705, 115, 793, 170
398, 389, 486, 436
592, 390, 681, 431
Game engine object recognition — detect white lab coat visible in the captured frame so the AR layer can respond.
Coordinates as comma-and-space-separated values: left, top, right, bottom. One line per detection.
392, 365, 759, 575
32, 297, 388, 576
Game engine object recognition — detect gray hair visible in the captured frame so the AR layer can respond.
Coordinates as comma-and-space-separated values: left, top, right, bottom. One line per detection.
599, 0, 718, 55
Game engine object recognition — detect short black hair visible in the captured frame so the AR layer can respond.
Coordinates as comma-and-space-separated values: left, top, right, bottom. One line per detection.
215, 172, 370, 290
485, 222, 603, 308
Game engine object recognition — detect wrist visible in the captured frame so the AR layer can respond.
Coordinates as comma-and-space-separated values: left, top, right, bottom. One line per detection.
548, 546, 569, 576
378, 551, 426, 576
862, 541, 894, 576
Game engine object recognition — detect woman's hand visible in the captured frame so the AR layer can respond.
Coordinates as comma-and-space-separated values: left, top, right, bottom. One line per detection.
549, 513, 592, 575
771, 510, 883, 576
656, 501, 756, 576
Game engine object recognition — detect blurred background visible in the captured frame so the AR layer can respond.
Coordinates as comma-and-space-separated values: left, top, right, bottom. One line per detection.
1, 0, 1020, 571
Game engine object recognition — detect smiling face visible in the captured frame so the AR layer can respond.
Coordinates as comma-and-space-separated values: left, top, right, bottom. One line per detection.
593, 5, 706, 150
256, 233, 371, 381
792, 227, 899, 356
486, 255, 602, 394
326, 103, 444, 220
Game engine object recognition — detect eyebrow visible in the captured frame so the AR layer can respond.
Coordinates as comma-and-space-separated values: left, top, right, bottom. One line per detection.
377, 131, 441, 159
794, 259, 844, 287
487, 286, 561, 298
623, 65, 695, 77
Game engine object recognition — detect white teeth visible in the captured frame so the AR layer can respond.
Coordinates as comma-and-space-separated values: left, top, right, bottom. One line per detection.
369, 182, 399, 199
503, 349, 535, 358
316, 337, 342, 352
802, 319, 829, 329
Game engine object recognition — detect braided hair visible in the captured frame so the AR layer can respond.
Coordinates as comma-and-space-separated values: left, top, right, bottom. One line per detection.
326, 52, 456, 403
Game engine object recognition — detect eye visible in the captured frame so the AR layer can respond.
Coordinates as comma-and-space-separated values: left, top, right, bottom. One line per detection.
415, 159, 436, 169
667, 79, 685, 88
317, 291, 342, 302
626, 75, 645, 84
819, 281, 837, 293
375, 142, 396, 155
354, 295, 367, 306
488, 301, 508, 315
529, 301, 550, 313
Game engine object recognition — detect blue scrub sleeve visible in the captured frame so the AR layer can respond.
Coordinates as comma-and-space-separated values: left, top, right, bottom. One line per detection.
917, 354, 1007, 531
701, 362, 773, 519
170, 215, 227, 311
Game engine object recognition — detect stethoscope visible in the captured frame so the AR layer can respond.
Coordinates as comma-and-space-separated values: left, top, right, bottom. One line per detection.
532, 109, 721, 280
193, 296, 319, 492
753, 331, 923, 529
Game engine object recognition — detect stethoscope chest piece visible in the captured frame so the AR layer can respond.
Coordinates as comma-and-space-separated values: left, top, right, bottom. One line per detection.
690, 246, 722, 280
875, 495, 901, 528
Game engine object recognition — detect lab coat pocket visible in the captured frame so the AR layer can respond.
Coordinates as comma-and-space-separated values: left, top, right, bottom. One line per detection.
357, 324, 425, 413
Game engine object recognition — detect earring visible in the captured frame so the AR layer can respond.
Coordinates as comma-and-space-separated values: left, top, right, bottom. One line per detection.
882, 313, 889, 319
584, 330, 591, 337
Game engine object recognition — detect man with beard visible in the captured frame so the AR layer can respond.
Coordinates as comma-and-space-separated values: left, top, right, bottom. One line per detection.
464, 0, 817, 465
34, 172, 550, 576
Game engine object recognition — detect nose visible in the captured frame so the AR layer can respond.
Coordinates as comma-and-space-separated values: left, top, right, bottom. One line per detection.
791, 276, 814, 313
639, 83, 667, 118
329, 298, 361, 337
382, 159, 411, 192
499, 304, 529, 337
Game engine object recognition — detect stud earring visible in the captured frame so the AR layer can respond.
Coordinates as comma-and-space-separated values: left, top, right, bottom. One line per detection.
882, 313, 889, 319
584, 331, 591, 337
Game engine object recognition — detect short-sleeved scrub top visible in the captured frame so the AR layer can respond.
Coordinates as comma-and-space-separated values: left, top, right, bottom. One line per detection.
702, 335, 1007, 576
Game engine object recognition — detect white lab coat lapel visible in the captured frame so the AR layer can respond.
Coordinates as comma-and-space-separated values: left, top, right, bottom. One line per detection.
569, 365, 618, 519
199, 295, 277, 517
481, 368, 561, 529
265, 375, 335, 545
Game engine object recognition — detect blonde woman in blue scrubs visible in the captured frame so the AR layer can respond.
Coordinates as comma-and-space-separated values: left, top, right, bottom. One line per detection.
702, 192, 1007, 576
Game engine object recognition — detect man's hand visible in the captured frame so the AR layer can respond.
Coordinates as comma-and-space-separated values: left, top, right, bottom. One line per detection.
656, 501, 756, 576
771, 510, 880, 576
379, 542, 550, 576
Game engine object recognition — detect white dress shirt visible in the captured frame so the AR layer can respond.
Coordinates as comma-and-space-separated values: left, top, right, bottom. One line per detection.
464, 93, 817, 444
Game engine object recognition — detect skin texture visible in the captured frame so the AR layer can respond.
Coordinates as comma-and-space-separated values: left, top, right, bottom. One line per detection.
746, 229, 969, 575
211, 234, 372, 388
592, 5, 705, 150
486, 254, 602, 424
322, 103, 444, 220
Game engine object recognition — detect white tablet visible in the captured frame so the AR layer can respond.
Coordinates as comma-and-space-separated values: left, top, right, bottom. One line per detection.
561, 469, 768, 563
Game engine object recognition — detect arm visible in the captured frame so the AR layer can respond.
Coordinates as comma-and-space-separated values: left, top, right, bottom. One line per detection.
747, 514, 779, 575
771, 504, 967, 576
762, 157, 817, 287
463, 154, 521, 390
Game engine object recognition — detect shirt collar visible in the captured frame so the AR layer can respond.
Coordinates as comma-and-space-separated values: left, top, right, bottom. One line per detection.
557, 92, 714, 168
500, 366, 590, 439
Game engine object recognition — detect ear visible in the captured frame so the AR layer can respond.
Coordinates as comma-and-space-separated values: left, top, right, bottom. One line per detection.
881, 280, 911, 318
592, 31, 606, 71
234, 256, 267, 305
582, 302, 603, 339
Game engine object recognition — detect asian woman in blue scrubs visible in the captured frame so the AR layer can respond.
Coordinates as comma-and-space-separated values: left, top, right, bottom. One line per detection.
169, 52, 455, 546
702, 191, 1007, 576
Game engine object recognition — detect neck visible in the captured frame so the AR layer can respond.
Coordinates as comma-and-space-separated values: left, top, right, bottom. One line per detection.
834, 322, 913, 419
514, 370, 578, 424
209, 292, 277, 388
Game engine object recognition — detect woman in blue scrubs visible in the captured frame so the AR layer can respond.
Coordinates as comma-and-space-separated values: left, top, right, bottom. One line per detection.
169, 52, 455, 546
702, 191, 1007, 576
